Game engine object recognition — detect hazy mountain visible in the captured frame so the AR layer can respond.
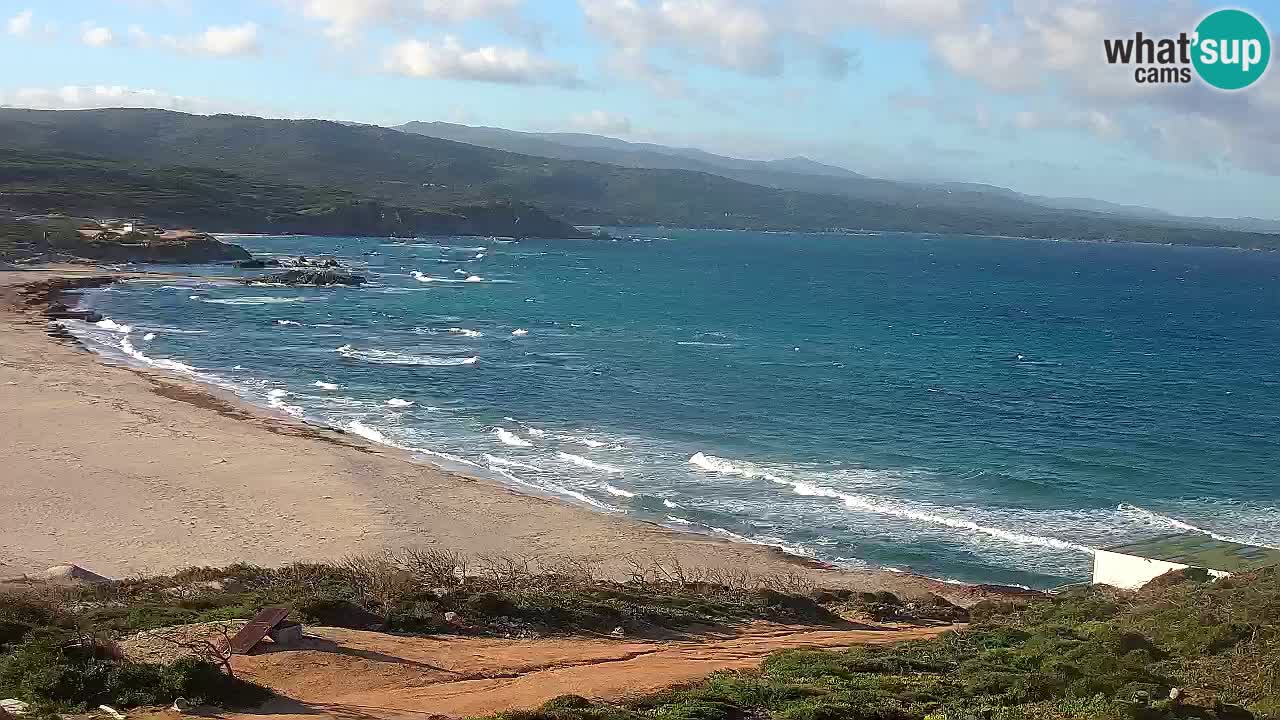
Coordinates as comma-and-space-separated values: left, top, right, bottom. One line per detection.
398, 121, 1280, 235
0, 108, 1276, 249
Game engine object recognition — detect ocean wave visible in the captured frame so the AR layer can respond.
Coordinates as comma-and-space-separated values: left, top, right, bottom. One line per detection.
313, 381, 340, 390
688, 452, 781, 481
266, 389, 304, 417
511, 328, 529, 336
495, 428, 533, 447
487, 465, 618, 512
1117, 503, 1280, 550
95, 318, 133, 333
117, 335, 205, 377
194, 296, 307, 305
448, 327, 483, 338
601, 483, 636, 498
676, 341, 735, 347
386, 398, 414, 408
557, 452, 622, 474
412, 271, 488, 283
336, 344, 478, 366
483, 454, 545, 472
276, 319, 302, 326
662, 499, 682, 509
666, 515, 693, 525
143, 333, 156, 341
777, 475, 1093, 555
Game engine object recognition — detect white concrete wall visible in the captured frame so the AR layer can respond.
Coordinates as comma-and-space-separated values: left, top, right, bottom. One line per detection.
1093, 550, 1191, 590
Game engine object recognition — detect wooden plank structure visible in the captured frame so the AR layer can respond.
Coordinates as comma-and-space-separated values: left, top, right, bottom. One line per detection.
227, 607, 291, 655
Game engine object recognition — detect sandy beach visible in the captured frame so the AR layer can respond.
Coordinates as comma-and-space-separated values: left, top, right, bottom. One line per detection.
0, 267, 963, 599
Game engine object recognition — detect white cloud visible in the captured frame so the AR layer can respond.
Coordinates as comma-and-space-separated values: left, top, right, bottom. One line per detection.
188, 22, 261, 56
6, 8, 32, 36
293, 0, 521, 44
384, 36, 580, 87
81, 25, 114, 47
582, 0, 782, 76
0, 85, 228, 114
570, 109, 632, 135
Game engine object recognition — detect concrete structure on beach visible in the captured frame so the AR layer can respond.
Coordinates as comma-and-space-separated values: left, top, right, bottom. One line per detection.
1093, 532, 1280, 589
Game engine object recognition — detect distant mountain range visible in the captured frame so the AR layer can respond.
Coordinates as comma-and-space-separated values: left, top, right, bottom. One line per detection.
0, 107, 1275, 248
396, 120, 1280, 236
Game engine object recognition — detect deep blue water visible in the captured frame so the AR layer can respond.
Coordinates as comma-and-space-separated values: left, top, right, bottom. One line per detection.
68, 230, 1280, 588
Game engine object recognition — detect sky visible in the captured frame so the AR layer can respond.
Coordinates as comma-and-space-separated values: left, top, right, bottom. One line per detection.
1, 0, 1278, 220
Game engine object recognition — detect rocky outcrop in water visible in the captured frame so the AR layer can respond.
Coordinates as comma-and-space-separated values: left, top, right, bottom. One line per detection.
252, 268, 366, 286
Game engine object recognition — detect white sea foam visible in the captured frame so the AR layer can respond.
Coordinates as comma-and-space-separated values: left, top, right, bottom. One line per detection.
687, 452, 781, 481
779, 476, 1093, 555
386, 398, 414, 408
572, 437, 606, 448
464, 275, 484, 283
483, 454, 546, 472
676, 341, 734, 347
313, 381, 340, 390
1117, 503, 1280, 549
511, 328, 529, 336
662, 499, 682, 509
601, 483, 636, 498
557, 452, 622, 474
336, 344, 478, 366
347, 419, 390, 444
448, 327, 483, 338
526, 427, 548, 437
666, 515, 693, 525
495, 428, 533, 447
454, 269, 468, 275
488, 466, 617, 512
196, 296, 306, 305
475, 253, 486, 259
143, 333, 156, 341
276, 319, 302, 326
95, 318, 133, 333
266, 388, 304, 417
118, 335, 203, 376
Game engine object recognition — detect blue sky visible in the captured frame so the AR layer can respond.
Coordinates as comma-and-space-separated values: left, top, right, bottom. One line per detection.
2, 0, 1278, 219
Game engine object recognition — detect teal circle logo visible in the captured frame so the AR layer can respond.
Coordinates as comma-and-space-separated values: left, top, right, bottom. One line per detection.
1193, 9, 1270, 90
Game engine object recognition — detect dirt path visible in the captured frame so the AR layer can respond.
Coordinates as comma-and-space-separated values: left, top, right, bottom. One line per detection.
162, 622, 953, 720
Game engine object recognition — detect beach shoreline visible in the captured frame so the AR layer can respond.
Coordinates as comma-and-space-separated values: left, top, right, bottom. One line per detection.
0, 266, 1002, 602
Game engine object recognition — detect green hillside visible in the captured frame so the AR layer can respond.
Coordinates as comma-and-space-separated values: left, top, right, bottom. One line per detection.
0, 108, 1277, 248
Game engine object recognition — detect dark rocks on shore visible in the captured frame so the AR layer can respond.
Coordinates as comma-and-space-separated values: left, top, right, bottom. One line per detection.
251, 268, 366, 286
43, 302, 104, 323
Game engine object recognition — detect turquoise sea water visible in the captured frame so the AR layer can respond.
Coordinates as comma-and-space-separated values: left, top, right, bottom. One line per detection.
67, 230, 1280, 588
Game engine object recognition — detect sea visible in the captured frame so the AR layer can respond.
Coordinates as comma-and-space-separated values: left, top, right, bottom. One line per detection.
63, 229, 1280, 588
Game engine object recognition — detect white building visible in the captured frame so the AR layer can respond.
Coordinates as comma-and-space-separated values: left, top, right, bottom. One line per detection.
1093, 532, 1279, 590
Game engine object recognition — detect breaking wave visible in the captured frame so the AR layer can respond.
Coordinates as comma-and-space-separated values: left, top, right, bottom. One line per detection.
95, 318, 133, 333
495, 428, 533, 447
336, 344, 478, 366
557, 452, 622, 474
266, 388, 304, 417
313, 381, 340, 390
1117, 503, 1280, 549
386, 398, 414, 408
194, 296, 307, 305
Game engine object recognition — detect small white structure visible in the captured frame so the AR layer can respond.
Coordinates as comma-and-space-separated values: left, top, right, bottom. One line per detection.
1093, 532, 1279, 590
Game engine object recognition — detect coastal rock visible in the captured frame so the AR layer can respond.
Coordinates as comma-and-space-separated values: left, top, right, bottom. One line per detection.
235, 258, 281, 269
251, 269, 366, 286
43, 302, 103, 323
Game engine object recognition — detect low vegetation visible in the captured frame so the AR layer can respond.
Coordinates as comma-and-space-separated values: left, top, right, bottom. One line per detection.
485, 567, 1280, 720
5, 552, 1274, 719
1, 550, 945, 715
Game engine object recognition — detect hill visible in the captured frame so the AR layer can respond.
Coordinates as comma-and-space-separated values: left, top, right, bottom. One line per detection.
0, 108, 1277, 248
